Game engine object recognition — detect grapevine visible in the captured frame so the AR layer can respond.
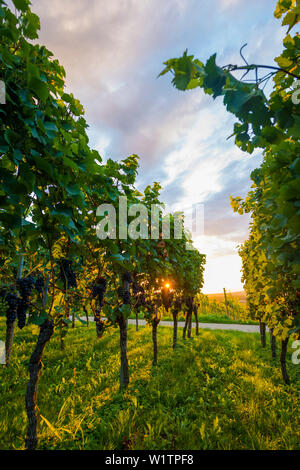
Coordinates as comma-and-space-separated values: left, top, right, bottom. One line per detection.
59, 259, 77, 291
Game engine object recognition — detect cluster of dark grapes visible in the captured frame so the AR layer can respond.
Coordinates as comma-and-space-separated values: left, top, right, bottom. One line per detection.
0, 295, 8, 317
17, 298, 28, 329
91, 277, 107, 326
34, 276, 44, 294
0, 274, 46, 329
16, 276, 34, 329
59, 259, 77, 290
17, 276, 34, 299
0, 290, 18, 325
91, 277, 107, 306
132, 281, 146, 308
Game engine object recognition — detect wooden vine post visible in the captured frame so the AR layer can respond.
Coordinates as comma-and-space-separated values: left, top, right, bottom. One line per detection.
223, 288, 230, 319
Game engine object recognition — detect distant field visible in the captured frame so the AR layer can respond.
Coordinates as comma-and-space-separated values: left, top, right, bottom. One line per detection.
206, 291, 247, 303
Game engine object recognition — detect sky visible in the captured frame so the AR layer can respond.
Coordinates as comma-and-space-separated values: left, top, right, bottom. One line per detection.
27, 0, 285, 293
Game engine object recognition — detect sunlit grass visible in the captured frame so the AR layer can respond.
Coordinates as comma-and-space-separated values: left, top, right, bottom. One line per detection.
0, 318, 299, 450
130, 311, 258, 325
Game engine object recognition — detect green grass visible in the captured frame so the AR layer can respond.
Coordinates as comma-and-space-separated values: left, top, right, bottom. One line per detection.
0, 318, 299, 450
129, 312, 258, 325
194, 313, 257, 325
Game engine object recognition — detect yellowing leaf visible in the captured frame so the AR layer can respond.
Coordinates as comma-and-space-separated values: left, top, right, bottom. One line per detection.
39, 415, 62, 440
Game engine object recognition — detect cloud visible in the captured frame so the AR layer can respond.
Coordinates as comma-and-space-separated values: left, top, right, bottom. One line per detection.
203, 156, 261, 240
26, 0, 283, 292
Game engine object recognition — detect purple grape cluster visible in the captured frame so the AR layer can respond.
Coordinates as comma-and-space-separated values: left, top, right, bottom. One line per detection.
132, 282, 146, 307
91, 277, 107, 307
34, 276, 44, 294
59, 259, 77, 290
16, 298, 28, 329
16, 276, 34, 329
91, 278, 107, 330
17, 276, 34, 299
1, 291, 19, 325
